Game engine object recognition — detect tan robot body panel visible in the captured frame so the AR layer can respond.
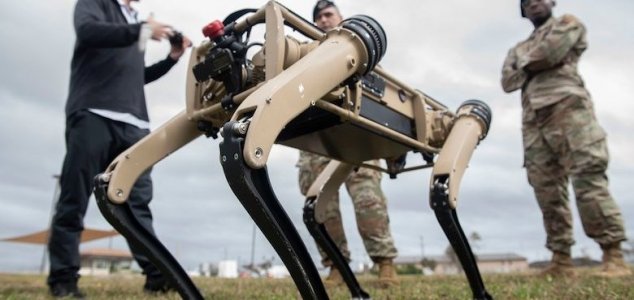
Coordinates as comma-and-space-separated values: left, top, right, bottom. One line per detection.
304, 160, 354, 223
105, 111, 202, 203
235, 30, 370, 168
430, 116, 483, 208
264, 1, 285, 80
185, 47, 201, 119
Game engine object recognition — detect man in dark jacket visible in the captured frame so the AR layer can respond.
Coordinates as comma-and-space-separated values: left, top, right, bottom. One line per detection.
47, 0, 191, 297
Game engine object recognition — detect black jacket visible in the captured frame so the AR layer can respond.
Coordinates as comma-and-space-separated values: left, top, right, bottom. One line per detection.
65, 0, 177, 121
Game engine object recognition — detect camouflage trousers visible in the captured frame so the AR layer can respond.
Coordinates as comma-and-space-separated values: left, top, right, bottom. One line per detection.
297, 151, 398, 266
522, 95, 626, 255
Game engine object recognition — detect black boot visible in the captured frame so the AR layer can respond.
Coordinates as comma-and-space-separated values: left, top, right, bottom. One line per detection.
49, 280, 86, 299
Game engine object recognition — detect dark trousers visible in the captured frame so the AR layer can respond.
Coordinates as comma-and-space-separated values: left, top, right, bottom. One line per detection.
47, 110, 161, 285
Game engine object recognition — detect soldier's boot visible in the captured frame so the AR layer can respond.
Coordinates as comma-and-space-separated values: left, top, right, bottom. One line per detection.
540, 251, 576, 277
324, 267, 344, 287
595, 242, 632, 278
376, 257, 399, 288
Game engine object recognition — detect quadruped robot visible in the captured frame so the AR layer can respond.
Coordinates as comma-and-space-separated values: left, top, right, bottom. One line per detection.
93, 1, 493, 299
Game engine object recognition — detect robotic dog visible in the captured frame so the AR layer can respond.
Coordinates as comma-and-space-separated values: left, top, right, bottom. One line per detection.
94, 1, 493, 299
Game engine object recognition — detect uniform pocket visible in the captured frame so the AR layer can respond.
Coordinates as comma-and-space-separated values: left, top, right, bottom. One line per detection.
564, 97, 606, 151
521, 104, 540, 149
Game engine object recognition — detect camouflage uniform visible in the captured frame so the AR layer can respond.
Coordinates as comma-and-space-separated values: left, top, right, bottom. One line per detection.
297, 151, 398, 266
501, 15, 626, 255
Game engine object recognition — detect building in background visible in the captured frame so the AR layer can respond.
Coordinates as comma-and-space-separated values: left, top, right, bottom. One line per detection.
217, 260, 239, 278
394, 253, 529, 275
79, 248, 133, 276
1, 228, 120, 273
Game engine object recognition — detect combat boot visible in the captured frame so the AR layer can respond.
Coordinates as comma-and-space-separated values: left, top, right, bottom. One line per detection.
375, 257, 399, 288
49, 280, 86, 299
324, 267, 344, 287
595, 243, 632, 278
540, 251, 576, 277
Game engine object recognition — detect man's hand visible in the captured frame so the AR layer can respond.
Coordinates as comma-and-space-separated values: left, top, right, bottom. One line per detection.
146, 15, 173, 41
168, 33, 192, 60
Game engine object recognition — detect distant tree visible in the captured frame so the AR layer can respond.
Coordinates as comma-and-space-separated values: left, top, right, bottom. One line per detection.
420, 257, 437, 270
444, 232, 481, 274
258, 259, 273, 270
468, 231, 482, 251
445, 244, 462, 272
396, 264, 422, 275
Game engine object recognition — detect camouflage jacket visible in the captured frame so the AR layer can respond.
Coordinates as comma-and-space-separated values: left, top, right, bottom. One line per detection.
501, 15, 590, 110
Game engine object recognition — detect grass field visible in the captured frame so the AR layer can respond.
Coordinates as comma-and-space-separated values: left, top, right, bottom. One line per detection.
1, 270, 633, 299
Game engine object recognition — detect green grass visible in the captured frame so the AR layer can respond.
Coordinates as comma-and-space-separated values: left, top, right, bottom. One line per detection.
1, 269, 633, 299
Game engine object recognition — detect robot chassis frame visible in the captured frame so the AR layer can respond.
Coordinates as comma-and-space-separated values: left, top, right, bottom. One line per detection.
93, 1, 493, 299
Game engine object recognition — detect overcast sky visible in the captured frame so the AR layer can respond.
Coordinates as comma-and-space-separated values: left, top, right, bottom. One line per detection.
1, 0, 633, 274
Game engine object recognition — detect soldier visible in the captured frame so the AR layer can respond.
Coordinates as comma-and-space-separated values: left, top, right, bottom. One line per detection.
295, 0, 399, 287
501, 0, 630, 277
